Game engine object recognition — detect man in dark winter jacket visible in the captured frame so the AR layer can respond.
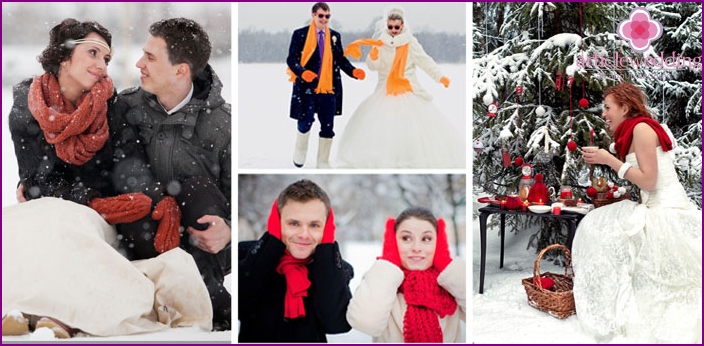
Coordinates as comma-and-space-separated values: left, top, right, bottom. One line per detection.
110, 18, 231, 331
287, 2, 365, 168
238, 179, 354, 342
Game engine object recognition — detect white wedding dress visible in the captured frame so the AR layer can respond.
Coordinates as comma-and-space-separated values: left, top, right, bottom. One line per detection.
336, 31, 465, 169
572, 147, 702, 343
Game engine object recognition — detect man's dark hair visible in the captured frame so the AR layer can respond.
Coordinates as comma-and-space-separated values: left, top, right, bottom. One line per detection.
277, 179, 331, 217
149, 18, 211, 80
312, 2, 330, 13
39, 18, 112, 76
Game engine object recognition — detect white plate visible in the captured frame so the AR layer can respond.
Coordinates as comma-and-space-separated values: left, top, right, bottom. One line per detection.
528, 205, 551, 213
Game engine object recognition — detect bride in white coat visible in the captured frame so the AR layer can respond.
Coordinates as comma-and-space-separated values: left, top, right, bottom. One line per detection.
336, 6, 464, 169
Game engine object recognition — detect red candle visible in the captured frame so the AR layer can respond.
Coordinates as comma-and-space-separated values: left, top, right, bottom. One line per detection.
553, 205, 562, 215
560, 190, 573, 199
500, 200, 506, 210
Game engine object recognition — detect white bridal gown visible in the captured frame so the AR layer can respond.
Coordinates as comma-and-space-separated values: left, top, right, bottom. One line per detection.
336, 31, 464, 169
572, 147, 702, 343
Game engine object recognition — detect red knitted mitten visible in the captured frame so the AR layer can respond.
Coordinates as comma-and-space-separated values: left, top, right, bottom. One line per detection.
433, 218, 452, 272
321, 207, 336, 244
152, 196, 181, 253
88, 193, 152, 224
378, 218, 401, 267
266, 199, 282, 239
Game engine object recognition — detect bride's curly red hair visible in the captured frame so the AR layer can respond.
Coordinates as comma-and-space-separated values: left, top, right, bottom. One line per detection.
603, 82, 652, 119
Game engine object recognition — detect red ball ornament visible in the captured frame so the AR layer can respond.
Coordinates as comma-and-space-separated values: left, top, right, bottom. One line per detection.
534, 276, 554, 290
586, 186, 598, 198
579, 98, 589, 108
514, 157, 524, 166
567, 140, 577, 152
606, 191, 614, 199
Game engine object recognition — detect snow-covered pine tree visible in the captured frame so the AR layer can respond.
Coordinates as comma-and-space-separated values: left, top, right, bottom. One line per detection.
473, 2, 702, 249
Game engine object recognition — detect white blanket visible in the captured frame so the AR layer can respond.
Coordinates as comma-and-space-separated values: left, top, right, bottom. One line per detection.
2, 197, 212, 336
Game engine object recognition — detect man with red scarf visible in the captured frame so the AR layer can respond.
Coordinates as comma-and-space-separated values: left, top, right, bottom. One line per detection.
238, 179, 354, 342
287, 2, 366, 168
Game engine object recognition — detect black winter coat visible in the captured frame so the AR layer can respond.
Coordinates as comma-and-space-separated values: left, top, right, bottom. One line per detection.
112, 65, 231, 203
238, 232, 354, 342
287, 26, 359, 120
8, 78, 148, 205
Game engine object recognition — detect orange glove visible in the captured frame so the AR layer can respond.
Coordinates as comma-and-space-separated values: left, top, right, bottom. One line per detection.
88, 193, 152, 224
440, 76, 450, 88
369, 47, 379, 61
301, 70, 317, 83
352, 68, 366, 80
152, 196, 181, 253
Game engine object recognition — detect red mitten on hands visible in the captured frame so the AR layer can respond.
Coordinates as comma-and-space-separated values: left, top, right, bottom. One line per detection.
301, 70, 317, 83
266, 199, 282, 240
352, 68, 366, 80
88, 193, 152, 224
377, 218, 401, 267
152, 196, 181, 253
433, 218, 452, 272
321, 207, 335, 244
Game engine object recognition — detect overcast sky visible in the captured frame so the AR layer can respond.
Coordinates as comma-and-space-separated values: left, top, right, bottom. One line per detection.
237, 2, 466, 34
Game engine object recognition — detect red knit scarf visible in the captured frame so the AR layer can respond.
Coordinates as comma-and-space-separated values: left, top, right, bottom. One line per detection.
27, 73, 113, 165
276, 250, 311, 319
399, 267, 458, 343
613, 116, 672, 159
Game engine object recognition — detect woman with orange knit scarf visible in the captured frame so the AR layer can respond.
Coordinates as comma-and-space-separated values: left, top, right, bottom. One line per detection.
3, 19, 211, 339
347, 207, 466, 342
337, 7, 464, 169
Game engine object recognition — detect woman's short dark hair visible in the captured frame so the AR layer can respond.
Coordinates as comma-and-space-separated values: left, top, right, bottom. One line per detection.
38, 18, 112, 76
149, 18, 211, 81
394, 206, 438, 232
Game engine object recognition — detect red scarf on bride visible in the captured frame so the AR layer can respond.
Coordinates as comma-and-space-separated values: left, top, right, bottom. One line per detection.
399, 267, 457, 343
613, 116, 672, 159
27, 73, 113, 166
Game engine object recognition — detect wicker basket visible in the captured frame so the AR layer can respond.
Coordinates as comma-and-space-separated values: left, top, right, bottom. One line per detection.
592, 192, 632, 208
521, 244, 575, 319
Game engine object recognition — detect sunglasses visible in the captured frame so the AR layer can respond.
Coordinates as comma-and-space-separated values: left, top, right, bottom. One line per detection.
316, 13, 331, 19
388, 25, 401, 30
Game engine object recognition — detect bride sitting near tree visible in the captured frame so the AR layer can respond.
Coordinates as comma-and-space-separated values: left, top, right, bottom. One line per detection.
574, 82, 701, 343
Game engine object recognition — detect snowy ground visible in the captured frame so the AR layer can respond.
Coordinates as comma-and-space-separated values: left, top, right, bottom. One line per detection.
237, 63, 467, 169
470, 194, 625, 344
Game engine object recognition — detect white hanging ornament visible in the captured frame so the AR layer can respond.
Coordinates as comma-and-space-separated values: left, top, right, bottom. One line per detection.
535, 106, 546, 116
473, 140, 485, 154
483, 93, 494, 106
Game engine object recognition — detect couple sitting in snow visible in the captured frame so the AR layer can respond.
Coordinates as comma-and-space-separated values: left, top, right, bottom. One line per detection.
238, 179, 467, 343
2, 17, 230, 338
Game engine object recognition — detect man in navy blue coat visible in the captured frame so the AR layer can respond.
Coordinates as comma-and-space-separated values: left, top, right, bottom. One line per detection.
286, 2, 365, 168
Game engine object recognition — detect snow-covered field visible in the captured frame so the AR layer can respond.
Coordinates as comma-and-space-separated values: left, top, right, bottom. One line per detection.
237, 63, 467, 169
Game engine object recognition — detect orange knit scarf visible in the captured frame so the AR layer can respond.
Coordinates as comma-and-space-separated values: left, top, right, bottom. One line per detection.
345, 38, 413, 96
27, 73, 112, 165
287, 20, 334, 94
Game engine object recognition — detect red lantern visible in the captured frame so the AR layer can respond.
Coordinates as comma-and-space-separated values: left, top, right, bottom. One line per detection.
527, 174, 550, 204
501, 148, 511, 168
